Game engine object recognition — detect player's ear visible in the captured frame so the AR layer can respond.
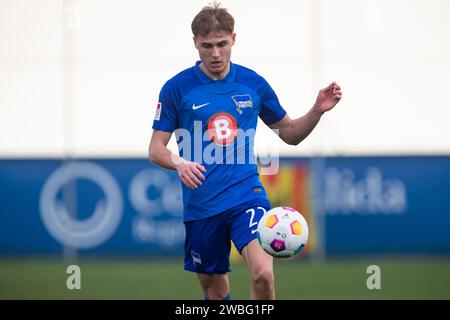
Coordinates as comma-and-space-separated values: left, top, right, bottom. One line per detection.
193, 36, 198, 48
231, 32, 236, 45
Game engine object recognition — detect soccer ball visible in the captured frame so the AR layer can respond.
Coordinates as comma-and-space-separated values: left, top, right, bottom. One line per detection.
257, 207, 309, 258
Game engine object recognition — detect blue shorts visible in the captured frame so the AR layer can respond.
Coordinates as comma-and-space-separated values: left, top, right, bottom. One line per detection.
184, 199, 271, 275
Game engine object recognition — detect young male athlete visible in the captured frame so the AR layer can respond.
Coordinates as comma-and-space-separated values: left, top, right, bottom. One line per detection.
149, 3, 342, 300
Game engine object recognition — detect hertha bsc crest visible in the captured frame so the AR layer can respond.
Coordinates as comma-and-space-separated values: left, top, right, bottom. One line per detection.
232, 94, 253, 114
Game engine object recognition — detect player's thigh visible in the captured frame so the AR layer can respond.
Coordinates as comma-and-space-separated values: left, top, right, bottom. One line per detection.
241, 239, 273, 280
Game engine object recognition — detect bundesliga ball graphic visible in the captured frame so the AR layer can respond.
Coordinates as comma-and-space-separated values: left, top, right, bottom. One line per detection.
257, 207, 309, 258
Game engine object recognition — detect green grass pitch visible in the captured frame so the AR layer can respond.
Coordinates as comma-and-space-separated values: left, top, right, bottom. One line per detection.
1, 257, 449, 299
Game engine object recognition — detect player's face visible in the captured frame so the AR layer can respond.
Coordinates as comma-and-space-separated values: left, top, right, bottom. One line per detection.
194, 31, 236, 80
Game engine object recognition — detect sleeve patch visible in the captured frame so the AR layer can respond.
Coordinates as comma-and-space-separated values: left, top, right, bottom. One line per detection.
154, 102, 162, 121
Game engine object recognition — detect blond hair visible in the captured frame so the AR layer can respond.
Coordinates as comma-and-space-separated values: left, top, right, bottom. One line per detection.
191, 2, 235, 37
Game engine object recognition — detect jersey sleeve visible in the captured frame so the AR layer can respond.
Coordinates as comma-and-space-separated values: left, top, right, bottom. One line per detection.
258, 78, 287, 126
152, 81, 178, 133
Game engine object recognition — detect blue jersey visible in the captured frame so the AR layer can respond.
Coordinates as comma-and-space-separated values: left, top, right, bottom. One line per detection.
152, 61, 286, 221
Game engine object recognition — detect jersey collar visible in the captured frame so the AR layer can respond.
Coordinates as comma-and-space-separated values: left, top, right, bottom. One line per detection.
194, 60, 236, 84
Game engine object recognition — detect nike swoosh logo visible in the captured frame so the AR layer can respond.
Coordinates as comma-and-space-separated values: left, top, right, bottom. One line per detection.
192, 102, 210, 110
251, 229, 258, 234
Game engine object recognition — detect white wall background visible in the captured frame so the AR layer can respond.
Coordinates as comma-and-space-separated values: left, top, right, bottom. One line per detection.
0, 0, 449, 157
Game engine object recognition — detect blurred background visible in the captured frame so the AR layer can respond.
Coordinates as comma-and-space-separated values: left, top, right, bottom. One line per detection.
0, 0, 449, 299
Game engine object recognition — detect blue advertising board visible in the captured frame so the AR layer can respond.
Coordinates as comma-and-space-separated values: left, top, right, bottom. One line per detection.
0, 156, 449, 256
0, 159, 185, 256
322, 156, 450, 255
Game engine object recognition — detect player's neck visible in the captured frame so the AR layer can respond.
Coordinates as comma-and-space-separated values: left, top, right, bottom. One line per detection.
199, 62, 230, 81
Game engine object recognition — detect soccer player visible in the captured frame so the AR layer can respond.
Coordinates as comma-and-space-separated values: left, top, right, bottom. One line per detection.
149, 2, 342, 300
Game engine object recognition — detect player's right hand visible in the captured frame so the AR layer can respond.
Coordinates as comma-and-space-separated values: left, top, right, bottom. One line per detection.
175, 160, 206, 190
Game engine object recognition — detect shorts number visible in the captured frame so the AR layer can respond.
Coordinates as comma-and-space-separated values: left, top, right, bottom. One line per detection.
246, 207, 267, 229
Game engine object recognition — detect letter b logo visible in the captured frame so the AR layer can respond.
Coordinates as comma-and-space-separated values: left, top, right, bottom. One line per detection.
207, 113, 237, 145
214, 119, 232, 140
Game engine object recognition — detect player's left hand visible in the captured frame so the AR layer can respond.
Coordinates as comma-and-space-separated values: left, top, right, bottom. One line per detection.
313, 82, 342, 114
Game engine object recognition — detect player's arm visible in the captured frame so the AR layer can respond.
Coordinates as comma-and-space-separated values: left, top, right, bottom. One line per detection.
148, 130, 206, 190
270, 82, 342, 145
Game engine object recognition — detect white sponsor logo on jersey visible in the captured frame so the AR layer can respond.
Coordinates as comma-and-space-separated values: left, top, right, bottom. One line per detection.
192, 102, 210, 110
